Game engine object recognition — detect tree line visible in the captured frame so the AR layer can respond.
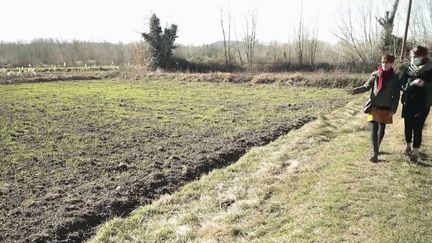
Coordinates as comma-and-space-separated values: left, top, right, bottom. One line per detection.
1, 0, 432, 72
0, 39, 134, 68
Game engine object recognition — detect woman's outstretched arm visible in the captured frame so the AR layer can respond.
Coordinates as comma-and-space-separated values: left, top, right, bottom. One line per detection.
352, 73, 375, 95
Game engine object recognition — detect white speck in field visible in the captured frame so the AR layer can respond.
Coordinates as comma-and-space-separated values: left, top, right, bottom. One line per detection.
175, 225, 191, 237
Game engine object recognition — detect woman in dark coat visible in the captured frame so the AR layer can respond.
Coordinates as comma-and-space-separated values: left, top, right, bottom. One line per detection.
351, 54, 400, 162
400, 45, 432, 161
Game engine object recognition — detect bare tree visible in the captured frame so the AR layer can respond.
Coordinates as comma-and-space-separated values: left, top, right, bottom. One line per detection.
233, 21, 244, 65
220, 8, 231, 67
428, 0, 432, 25
133, 41, 153, 69
376, 0, 400, 54
228, 10, 232, 65
243, 11, 258, 71
409, 0, 432, 48
268, 41, 280, 64
294, 1, 306, 66
427, 0, 432, 48
334, 0, 380, 65
287, 41, 293, 65
308, 21, 319, 65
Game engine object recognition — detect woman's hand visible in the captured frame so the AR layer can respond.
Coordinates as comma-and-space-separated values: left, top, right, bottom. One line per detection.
413, 79, 425, 87
347, 89, 355, 95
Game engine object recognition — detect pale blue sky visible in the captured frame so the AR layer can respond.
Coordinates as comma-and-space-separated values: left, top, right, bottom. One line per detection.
0, 0, 411, 45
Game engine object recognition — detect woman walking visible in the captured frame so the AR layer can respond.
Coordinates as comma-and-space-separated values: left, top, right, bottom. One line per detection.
400, 45, 432, 161
351, 54, 400, 162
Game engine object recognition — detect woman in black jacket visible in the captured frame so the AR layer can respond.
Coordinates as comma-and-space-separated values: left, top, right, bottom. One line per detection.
400, 45, 432, 161
351, 54, 400, 162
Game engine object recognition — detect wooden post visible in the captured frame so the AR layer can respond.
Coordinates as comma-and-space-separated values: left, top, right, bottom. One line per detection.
400, 0, 413, 60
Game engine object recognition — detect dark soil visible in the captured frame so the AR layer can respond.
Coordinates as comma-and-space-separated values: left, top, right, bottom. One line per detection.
0, 80, 349, 242
1, 118, 314, 243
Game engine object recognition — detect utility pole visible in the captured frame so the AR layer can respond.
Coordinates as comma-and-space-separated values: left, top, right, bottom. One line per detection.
400, 0, 413, 60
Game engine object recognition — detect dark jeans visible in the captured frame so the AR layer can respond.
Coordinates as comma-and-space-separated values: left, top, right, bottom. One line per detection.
404, 107, 430, 148
370, 122, 386, 154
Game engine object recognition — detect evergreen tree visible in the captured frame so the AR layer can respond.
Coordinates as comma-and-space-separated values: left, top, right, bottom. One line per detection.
142, 14, 178, 69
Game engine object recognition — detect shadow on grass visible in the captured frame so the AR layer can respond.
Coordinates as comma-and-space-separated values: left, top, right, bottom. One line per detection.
375, 159, 388, 164
378, 151, 391, 155
413, 153, 432, 167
